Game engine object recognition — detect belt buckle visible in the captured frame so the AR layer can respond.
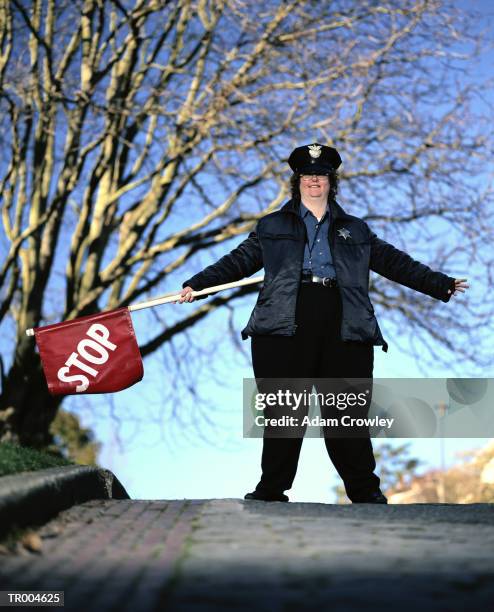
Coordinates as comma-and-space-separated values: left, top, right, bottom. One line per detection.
322, 277, 330, 287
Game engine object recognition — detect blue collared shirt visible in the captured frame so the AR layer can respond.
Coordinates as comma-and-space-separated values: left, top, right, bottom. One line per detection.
299, 202, 336, 278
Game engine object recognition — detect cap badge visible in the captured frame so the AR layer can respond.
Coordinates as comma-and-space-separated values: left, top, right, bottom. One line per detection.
308, 144, 322, 159
337, 228, 351, 240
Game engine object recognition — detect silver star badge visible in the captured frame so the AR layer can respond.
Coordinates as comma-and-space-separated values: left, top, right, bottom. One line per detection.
337, 228, 351, 240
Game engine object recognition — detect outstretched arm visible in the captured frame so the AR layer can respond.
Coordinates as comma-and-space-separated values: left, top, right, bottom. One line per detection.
368, 228, 469, 303
178, 230, 263, 303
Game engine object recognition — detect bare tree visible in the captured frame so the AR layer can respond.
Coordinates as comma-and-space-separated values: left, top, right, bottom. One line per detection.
0, 0, 492, 448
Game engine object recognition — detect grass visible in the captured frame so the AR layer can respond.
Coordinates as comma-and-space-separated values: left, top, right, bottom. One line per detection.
0, 441, 75, 477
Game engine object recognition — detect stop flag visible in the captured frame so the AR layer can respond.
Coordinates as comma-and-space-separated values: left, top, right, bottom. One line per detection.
34, 307, 143, 396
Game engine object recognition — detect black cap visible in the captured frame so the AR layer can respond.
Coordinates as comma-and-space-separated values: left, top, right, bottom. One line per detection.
288, 143, 342, 174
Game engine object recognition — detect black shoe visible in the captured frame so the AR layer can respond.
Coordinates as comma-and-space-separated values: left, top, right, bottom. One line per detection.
244, 490, 289, 502
353, 490, 388, 504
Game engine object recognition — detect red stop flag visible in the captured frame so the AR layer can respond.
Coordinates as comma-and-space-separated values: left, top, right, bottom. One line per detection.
34, 308, 143, 396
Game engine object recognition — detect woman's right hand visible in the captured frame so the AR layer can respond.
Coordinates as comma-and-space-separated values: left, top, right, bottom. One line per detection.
175, 286, 195, 304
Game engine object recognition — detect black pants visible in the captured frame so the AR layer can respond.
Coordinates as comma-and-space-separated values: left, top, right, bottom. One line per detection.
250, 283, 381, 502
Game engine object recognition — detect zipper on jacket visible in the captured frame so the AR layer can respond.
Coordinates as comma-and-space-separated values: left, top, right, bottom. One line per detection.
278, 210, 306, 335
327, 219, 340, 287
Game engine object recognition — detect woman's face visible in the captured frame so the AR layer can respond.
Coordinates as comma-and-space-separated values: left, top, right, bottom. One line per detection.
299, 174, 330, 201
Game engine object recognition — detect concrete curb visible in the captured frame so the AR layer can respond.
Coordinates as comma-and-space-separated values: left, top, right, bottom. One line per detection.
0, 465, 130, 538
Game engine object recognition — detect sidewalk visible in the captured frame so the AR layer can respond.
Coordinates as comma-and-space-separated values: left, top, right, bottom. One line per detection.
1, 497, 493, 611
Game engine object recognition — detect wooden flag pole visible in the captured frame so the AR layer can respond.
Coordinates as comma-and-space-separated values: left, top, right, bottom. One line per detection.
128, 275, 264, 312
26, 276, 265, 336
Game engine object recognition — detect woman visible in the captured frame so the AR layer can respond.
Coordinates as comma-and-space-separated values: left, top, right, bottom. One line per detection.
179, 143, 468, 503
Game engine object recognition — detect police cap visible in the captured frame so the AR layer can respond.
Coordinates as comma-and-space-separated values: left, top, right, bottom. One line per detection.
288, 143, 342, 174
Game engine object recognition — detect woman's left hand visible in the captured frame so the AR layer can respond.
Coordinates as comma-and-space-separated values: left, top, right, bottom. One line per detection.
448, 278, 469, 297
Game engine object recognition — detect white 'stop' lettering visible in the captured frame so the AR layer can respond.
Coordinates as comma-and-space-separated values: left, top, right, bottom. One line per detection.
56, 323, 117, 392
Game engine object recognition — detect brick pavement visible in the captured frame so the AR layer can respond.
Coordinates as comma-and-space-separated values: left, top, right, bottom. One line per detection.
1, 499, 493, 611
0, 499, 203, 611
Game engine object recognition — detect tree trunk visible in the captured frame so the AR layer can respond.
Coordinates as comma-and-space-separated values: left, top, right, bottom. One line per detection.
0, 338, 62, 448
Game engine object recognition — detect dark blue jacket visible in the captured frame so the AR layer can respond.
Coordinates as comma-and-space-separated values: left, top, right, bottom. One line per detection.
183, 199, 456, 352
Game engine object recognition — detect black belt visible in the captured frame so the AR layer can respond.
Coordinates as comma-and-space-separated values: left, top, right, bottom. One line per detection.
301, 273, 338, 287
